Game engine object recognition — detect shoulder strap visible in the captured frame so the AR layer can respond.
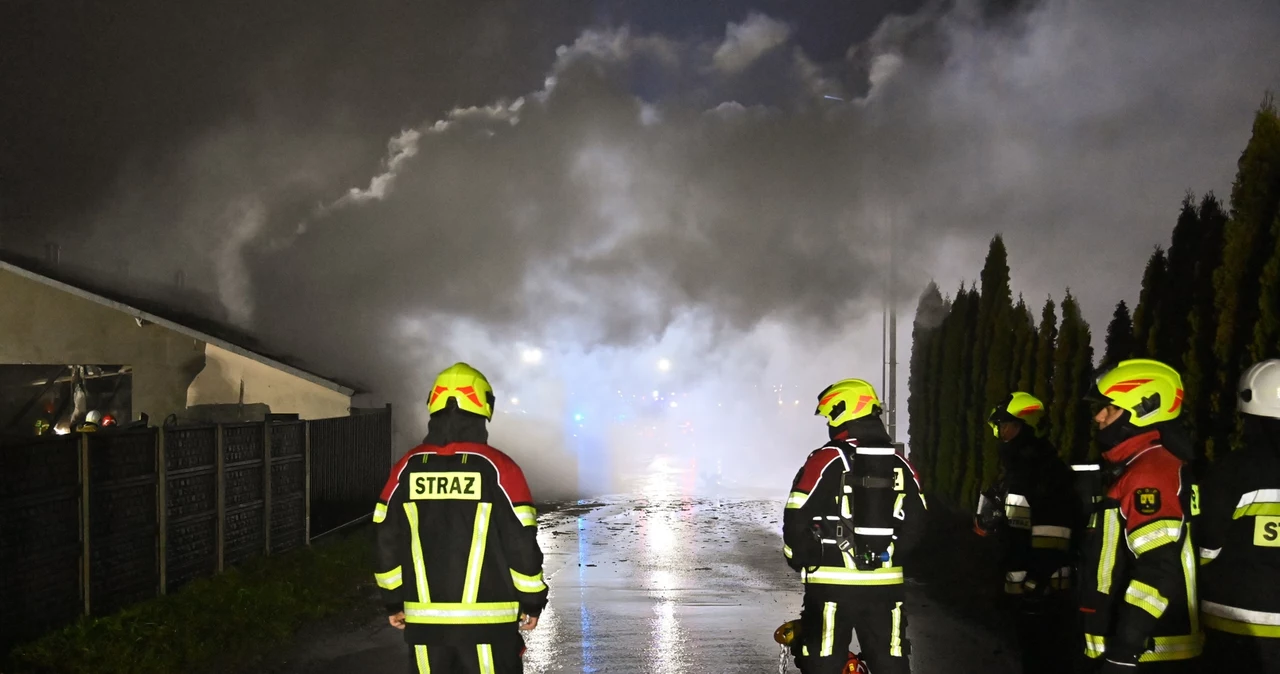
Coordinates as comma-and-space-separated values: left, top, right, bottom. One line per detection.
828, 440, 896, 489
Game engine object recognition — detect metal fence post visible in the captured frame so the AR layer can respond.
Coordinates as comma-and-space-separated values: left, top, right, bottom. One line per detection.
262, 421, 272, 556
79, 432, 91, 616
157, 427, 168, 595
215, 424, 226, 574
304, 421, 312, 545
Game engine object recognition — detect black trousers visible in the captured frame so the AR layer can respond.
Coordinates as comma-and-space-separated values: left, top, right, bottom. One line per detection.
406, 642, 523, 674
1012, 593, 1076, 674
796, 595, 910, 674
1203, 628, 1280, 674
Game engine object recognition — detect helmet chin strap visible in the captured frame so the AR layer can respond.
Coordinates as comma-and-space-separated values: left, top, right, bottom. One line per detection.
1097, 410, 1143, 451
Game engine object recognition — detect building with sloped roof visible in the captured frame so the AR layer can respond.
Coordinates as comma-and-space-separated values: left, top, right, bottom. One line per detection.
0, 251, 357, 439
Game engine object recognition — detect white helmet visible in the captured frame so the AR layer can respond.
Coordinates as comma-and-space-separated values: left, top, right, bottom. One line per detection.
85, 410, 103, 425
1238, 359, 1280, 419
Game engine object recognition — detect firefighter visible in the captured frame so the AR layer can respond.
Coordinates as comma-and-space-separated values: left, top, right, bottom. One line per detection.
76, 410, 102, 433
782, 378, 927, 674
1078, 359, 1201, 672
973, 392, 1079, 674
1195, 358, 1280, 671
374, 362, 548, 674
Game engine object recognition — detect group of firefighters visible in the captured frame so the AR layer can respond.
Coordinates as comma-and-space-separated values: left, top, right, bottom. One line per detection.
371, 357, 1279, 673
965, 357, 1280, 674
31, 410, 118, 435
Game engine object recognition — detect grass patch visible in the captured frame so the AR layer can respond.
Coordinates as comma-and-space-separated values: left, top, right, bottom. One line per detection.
4, 526, 377, 674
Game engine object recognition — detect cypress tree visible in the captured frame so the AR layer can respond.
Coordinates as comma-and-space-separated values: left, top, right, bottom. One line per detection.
1251, 212, 1280, 363
908, 282, 947, 493
1132, 247, 1167, 358
1069, 301, 1096, 462
1158, 194, 1203, 369
1213, 95, 1280, 452
1247, 96, 1280, 365
1184, 193, 1229, 460
1050, 291, 1092, 462
958, 283, 984, 506
1033, 298, 1058, 422
934, 285, 972, 504
976, 237, 1016, 494
1103, 300, 1135, 367
1012, 297, 1037, 392
922, 293, 953, 493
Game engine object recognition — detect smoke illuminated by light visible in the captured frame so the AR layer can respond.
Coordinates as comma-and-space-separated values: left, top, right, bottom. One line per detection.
657, 358, 671, 372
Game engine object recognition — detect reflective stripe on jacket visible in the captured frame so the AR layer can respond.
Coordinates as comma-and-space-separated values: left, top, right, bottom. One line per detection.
782, 439, 927, 600
1194, 432, 1280, 639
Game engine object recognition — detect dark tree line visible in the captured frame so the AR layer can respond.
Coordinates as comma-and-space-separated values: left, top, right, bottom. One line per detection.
908, 94, 1280, 507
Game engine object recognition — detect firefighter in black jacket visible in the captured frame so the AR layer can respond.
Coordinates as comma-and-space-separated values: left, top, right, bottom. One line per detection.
1078, 359, 1201, 672
374, 362, 548, 674
974, 392, 1079, 674
782, 378, 927, 674
1195, 358, 1280, 671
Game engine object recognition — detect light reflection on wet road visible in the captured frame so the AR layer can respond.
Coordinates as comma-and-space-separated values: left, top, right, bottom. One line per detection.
521, 461, 803, 673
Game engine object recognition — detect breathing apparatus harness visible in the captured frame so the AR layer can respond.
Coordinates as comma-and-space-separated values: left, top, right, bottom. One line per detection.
806, 441, 894, 571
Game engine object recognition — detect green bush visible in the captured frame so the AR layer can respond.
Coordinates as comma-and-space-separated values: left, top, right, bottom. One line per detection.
5, 527, 375, 674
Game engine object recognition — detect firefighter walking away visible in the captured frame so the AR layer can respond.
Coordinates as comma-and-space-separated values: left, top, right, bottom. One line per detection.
1078, 359, 1201, 671
782, 378, 927, 674
374, 363, 548, 673
974, 392, 1080, 673
1195, 358, 1280, 672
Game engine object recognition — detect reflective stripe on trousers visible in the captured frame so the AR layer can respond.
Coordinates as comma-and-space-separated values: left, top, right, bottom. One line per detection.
412, 644, 499, 674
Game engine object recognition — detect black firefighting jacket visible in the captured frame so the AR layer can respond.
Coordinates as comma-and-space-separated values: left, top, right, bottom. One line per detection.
984, 434, 1079, 595
782, 435, 927, 601
1195, 415, 1280, 638
374, 442, 548, 645
1077, 429, 1202, 664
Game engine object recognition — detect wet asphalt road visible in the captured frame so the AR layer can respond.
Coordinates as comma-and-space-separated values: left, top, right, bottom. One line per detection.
265, 463, 1018, 673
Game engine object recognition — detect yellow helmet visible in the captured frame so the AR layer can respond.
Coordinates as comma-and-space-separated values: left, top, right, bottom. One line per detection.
815, 378, 881, 427
427, 362, 495, 419
1089, 358, 1184, 427
987, 392, 1045, 437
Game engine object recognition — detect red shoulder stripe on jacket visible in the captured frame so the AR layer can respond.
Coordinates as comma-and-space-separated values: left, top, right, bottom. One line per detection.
380, 445, 435, 503
453, 442, 535, 506
896, 454, 924, 492
794, 447, 843, 493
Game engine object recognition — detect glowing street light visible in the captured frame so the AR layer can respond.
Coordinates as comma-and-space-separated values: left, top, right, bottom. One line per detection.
521, 348, 543, 364
657, 358, 671, 372
511, 397, 520, 405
